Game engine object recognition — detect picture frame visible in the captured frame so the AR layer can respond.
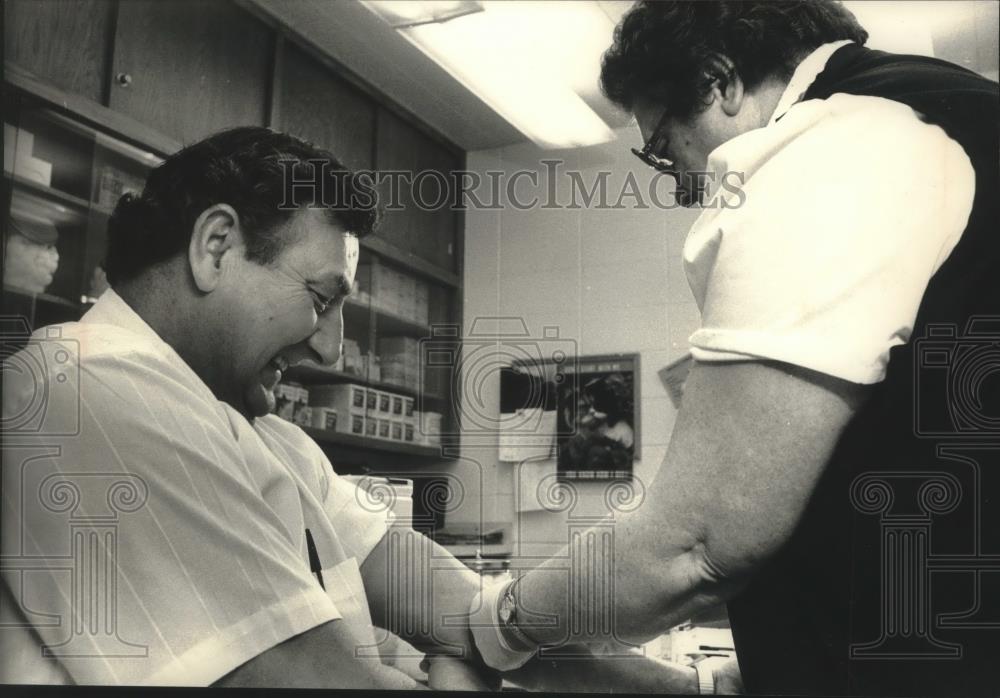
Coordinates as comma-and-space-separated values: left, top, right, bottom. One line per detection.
500, 353, 639, 481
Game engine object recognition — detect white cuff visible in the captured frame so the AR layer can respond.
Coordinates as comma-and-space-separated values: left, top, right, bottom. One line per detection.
468, 581, 535, 672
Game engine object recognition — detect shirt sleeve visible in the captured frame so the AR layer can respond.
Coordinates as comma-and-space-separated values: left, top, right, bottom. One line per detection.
250, 415, 392, 566
687, 94, 976, 384
1, 342, 340, 686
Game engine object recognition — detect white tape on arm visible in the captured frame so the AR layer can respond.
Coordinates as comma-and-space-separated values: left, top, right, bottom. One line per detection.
468, 581, 535, 672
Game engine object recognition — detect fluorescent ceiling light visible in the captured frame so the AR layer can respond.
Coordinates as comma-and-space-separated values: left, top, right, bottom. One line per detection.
362, 0, 616, 149
364, 1, 484, 29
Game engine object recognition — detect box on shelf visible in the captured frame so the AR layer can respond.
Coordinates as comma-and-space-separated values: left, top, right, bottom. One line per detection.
308, 383, 367, 418
349, 413, 365, 435
275, 382, 310, 424
377, 391, 391, 414
380, 362, 420, 392
292, 386, 312, 427
341, 338, 364, 376
3, 126, 53, 186
344, 475, 414, 527
379, 336, 422, 391
311, 406, 338, 431
418, 411, 443, 445
360, 352, 381, 382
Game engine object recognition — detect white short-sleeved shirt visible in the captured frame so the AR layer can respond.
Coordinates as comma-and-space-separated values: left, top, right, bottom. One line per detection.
685, 41, 976, 384
1, 290, 392, 685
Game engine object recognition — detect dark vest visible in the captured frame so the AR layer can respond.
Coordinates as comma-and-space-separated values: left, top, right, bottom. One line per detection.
726, 44, 1000, 696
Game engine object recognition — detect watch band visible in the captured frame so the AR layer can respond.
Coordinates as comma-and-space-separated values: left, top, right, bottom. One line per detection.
695, 660, 716, 695
499, 578, 536, 651
468, 580, 535, 671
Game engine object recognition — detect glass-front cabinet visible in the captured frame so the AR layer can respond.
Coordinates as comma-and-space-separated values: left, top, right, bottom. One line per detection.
2, 92, 161, 335
2, 86, 461, 469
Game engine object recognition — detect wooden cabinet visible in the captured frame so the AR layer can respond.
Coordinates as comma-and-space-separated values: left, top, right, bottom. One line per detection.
375, 107, 460, 272
3, 1, 464, 472
109, 0, 272, 144
278, 42, 375, 171
3, 0, 115, 104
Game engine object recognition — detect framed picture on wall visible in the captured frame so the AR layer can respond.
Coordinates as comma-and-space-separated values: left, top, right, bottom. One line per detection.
501, 353, 639, 481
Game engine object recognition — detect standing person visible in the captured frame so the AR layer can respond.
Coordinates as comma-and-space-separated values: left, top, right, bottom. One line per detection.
470, 2, 999, 695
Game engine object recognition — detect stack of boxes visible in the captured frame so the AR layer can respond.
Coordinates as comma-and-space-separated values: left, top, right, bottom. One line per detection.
378, 336, 421, 391
307, 383, 435, 444
357, 262, 430, 325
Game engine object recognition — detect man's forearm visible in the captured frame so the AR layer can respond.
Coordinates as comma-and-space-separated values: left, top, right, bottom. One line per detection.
512, 513, 732, 647
361, 527, 482, 657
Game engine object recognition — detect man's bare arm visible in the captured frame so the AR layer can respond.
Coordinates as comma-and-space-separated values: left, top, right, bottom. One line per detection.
212, 619, 426, 688
360, 527, 482, 657
516, 360, 869, 645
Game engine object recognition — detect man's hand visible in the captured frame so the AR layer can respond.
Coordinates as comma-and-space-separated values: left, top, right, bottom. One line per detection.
425, 655, 501, 691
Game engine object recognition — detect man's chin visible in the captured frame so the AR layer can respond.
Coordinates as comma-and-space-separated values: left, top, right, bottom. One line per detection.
676, 185, 701, 208
243, 382, 276, 420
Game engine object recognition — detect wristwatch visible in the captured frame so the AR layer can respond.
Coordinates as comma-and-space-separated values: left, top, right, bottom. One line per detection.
497, 579, 537, 651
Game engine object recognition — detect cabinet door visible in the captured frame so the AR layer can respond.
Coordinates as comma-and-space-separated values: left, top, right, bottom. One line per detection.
3, 0, 115, 104
279, 43, 375, 171
375, 108, 459, 272
109, 0, 271, 145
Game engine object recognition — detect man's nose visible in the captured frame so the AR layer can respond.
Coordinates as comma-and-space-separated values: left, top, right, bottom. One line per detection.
308, 310, 343, 367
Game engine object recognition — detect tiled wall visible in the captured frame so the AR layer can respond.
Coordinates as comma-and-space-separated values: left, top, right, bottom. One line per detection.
449, 128, 702, 565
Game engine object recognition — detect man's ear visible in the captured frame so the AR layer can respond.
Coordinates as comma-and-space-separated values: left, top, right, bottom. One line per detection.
188, 204, 241, 293
705, 54, 744, 117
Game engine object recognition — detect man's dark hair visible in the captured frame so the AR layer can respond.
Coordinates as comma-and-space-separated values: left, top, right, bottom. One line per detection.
106, 126, 378, 286
600, 0, 868, 118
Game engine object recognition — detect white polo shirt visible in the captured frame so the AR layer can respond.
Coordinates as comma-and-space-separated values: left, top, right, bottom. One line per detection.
685, 41, 976, 383
1, 289, 391, 685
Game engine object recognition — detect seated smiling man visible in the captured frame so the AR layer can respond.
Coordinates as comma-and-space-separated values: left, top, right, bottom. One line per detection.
1, 127, 708, 691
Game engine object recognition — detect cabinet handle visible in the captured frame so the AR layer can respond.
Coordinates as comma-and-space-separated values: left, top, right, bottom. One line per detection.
115, 73, 133, 88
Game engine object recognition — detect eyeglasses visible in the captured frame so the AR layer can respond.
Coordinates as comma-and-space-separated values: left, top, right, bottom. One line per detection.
631, 107, 674, 172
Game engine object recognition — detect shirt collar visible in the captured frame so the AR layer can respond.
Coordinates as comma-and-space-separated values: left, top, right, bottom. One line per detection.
82, 287, 166, 345
768, 39, 855, 125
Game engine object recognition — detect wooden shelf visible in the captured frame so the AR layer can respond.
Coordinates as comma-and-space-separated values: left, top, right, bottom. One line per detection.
360, 235, 460, 289
344, 296, 433, 339
286, 362, 417, 394
302, 426, 444, 459
7, 173, 90, 211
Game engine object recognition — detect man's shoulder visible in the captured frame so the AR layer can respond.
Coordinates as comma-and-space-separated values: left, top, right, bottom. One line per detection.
3, 320, 218, 434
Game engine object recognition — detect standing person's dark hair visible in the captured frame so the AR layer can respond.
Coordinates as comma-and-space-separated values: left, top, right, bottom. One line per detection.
105, 126, 378, 286
600, 0, 868, 119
